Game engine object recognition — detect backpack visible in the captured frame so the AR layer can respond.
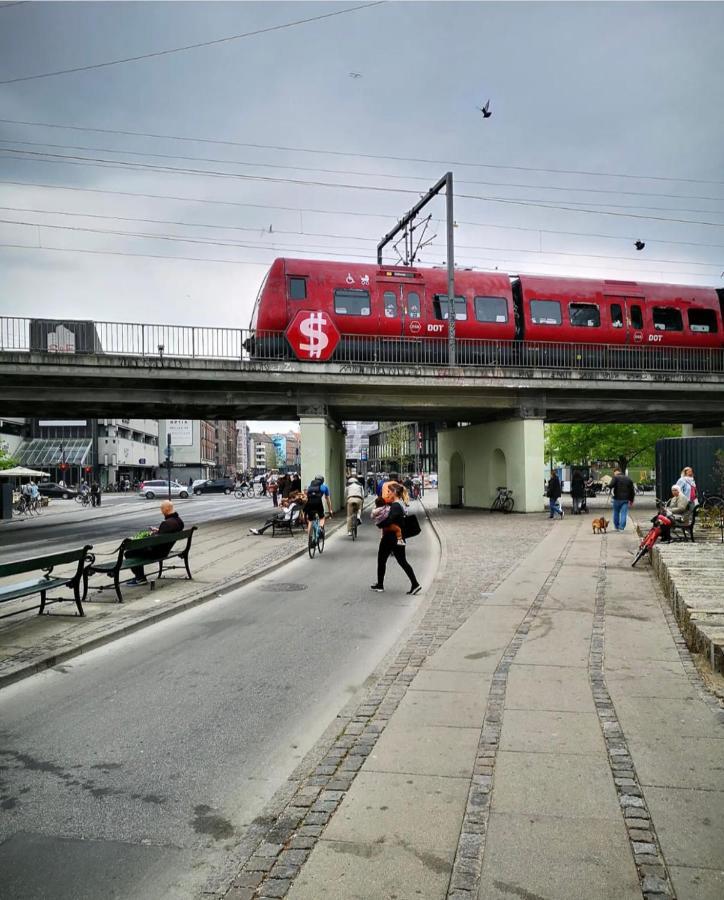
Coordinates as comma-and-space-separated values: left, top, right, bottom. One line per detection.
307, 479, 323, 500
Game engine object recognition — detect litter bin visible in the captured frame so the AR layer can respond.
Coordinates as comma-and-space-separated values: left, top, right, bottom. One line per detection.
0, 483, 12, 520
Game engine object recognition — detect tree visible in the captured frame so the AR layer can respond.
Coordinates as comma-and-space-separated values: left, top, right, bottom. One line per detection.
379, 422, 414, 473
545, 423, 681, 473
0, 440, 18, 471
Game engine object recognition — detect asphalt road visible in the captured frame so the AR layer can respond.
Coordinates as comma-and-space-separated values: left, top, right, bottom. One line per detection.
0, 506, 438, 900
0, 492, 274, 560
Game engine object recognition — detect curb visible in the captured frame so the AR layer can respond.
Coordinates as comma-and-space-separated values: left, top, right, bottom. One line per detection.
0, 509, 352, 691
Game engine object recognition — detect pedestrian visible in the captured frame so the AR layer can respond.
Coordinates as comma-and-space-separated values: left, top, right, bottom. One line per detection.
188, 476, 193, 488
126, 500, 184, 586
571, 470, 585, 515
370, 483, 421, 594
91, 480, 101, 507
260, 474, 267, 496
345, 475, 364, 536
366, 474, 375, 496
609, 467, 635, 531
546, 470, 563, 519
675, 467, 698, 504
269, 477, 279, 507
278, 473, 290, 500
290, 472, 301, 493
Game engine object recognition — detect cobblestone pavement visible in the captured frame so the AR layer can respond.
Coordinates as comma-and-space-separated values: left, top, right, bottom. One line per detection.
221, 503, 724, 900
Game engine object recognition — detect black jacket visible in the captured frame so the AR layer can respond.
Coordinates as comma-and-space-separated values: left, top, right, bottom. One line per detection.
546, 476, 561, 500
158, 511, 184, 534
571, 474, 585, 498
609, 475, 635, 502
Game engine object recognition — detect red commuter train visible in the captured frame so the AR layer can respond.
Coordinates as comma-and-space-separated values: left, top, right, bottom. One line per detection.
249, 258, 724, 361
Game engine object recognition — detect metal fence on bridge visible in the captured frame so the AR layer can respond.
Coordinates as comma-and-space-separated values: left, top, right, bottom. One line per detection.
1, 316, 723, 376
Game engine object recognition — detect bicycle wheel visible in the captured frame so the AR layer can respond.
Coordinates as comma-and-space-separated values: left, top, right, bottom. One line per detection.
490, 497, 501, 513
318, 526, 325, 554
503, 496, 514, 513
75, 495, 84, 504
703, 495, 724, 510
351, 521, 357, 541
308, 526, 317, 559
234, 490, 244, 499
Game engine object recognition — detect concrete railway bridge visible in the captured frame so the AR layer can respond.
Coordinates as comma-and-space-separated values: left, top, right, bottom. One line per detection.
2, 316, 723, 511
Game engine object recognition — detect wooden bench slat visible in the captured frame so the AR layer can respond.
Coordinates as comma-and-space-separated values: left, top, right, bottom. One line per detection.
0, 545, 93, 619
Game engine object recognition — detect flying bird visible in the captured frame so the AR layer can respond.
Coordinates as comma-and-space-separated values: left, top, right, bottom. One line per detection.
634, 240, 645, 251
349, 72, 362, 79
478, 100, 492, 119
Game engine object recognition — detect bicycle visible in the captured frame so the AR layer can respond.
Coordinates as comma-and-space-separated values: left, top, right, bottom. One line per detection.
490, 486, 514, 513
75, 492, 91, 507
632, 506, 674, 567
234, 484, 255, 499
350, 511, 359, 541
308, 513, 325, 558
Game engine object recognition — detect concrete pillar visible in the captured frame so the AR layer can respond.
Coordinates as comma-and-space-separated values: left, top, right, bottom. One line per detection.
438, 418, 544, 513
299, 415, 346, 512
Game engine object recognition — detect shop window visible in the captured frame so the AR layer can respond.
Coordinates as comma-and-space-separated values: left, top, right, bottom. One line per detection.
288, 277, 306, 300
530, 299, 562, 325
687, 308, 718, 333
334, 289, 370, 316
569, 303, 600, 327
652, 307, 683, 331
474, 296, 508, 323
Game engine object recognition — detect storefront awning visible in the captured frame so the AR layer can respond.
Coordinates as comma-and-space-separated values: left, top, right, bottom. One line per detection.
15, 438, 92, 467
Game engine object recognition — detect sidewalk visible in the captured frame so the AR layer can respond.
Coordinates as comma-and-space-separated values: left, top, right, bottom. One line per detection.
0, 505, 326, 688
227, 507, 724, 900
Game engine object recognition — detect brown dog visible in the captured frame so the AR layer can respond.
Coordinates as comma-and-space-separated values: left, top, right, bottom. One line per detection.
592, 517, 609, 534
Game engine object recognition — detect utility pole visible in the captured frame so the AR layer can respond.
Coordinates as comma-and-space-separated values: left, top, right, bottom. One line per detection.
166, 433, 172, 500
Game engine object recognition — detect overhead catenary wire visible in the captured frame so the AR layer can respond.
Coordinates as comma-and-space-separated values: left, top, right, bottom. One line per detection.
2, 115, 722, 188
3, 206, 722, 271
3, 147, 724, 228
0, 2, 386, 84
3, 178, 724, 253
2, 137, 723, 204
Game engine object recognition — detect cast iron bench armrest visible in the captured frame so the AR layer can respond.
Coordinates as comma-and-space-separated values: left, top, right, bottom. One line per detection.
669, 502, 699, 542
0, 545, 94, 618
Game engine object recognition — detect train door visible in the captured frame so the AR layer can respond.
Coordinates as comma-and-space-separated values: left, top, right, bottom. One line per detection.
625, 298, 645, 345
376, 279, 427, 338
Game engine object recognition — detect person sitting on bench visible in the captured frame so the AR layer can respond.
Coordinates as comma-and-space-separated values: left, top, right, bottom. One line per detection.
127, 501, 185, 585
248, 499, 303, 535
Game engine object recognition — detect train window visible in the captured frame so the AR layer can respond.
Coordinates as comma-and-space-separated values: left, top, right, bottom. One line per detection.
384, 291, 397, 318
433, 295, 468, 321
611, 304, 624, 328
630, 305, 643, 330
569, 303, 600, 328
288, 277, 307, 300
406, 292, 421, 319
530, 300, 561, 325
474, 296, 508, 323
334, 288, 370, 316
688, 308, 718, 333
652, 307, 683, 331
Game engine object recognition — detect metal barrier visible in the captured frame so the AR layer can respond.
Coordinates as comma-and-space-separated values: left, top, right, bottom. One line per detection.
1, 316, 723, 375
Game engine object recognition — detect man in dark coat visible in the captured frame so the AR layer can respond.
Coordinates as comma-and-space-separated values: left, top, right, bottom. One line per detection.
127, 500, 184, 585
609, 468, 635, 531
546, 471, 563, 519
571, 470, 585, 515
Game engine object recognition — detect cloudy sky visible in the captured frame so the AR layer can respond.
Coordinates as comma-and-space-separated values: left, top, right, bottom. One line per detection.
1, 0, 723, 335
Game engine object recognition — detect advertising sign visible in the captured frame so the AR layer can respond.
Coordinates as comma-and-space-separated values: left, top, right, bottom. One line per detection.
167, 419, 193, 446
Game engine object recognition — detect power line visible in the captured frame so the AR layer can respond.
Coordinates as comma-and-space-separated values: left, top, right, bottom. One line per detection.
0, 2, 28, 8
3, 137, 723, 204
4, 178, 724, 252
0, 2, 385, 84
4, 147, 724, 227
0, 241, 269, 266
4, 206, 722, 271
2, 115, 721, 188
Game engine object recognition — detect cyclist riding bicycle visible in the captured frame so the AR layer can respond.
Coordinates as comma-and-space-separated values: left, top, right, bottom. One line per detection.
345, 476, 364, 536
305, 475, 332, 538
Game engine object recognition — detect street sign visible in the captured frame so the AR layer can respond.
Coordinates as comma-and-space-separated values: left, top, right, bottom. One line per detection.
285, 310, 340, 362
138, 458, 146, 465
163, 447, 173, 459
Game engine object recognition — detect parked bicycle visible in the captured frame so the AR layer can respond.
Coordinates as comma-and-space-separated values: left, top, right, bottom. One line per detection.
308, 513, 325, 558
490, 486, 514, 513
632, 507, 674, 567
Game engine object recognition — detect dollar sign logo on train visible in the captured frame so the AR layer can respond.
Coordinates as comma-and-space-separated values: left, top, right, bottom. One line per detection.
298, 312, 330, 359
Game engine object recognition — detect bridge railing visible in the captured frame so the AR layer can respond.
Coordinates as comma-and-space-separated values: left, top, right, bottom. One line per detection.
1, 316, 723, 375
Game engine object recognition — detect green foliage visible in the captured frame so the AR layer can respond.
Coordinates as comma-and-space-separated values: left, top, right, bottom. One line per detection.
545, 423, 681, 471
0, 440, 18, 471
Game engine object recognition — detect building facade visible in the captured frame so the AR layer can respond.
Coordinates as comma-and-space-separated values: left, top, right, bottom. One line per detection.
248, 433, 277, 473
97, 419, 160, 486
236, 421, 250, 474
368, 422, 438, 475
344, 421, 378, 473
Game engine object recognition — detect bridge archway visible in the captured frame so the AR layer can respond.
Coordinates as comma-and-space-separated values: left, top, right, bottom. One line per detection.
450, 451, 465, 507
490, 448, 507, 501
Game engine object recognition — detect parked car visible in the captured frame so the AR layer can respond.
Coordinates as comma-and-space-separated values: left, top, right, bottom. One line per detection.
138, 480, 189, 500
193, 477, 235, 495
38, 482, 78, 500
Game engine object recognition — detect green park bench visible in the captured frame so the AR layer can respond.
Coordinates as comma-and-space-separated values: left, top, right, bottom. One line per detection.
0, 546, 94, 619
84, 527, 197, 603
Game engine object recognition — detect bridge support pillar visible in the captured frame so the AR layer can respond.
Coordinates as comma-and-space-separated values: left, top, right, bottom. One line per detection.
438, 418, 544, 513
299, 415, 346, 511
